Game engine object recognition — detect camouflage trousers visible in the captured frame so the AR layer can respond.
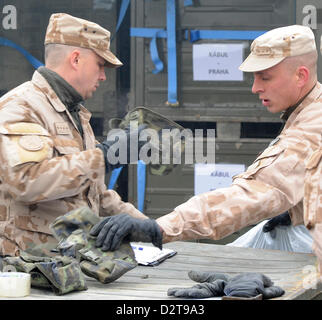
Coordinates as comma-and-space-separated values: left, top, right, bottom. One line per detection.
2, 207, 138, 295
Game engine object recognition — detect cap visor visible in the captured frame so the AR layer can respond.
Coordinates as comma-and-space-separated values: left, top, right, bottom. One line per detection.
95, 49, 123, 68
239, 53, 285, 72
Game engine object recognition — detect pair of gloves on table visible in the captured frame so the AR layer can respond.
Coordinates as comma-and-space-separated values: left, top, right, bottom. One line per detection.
167, 271, 285, 299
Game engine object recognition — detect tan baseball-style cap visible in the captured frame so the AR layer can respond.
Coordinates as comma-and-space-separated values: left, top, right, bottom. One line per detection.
44, 13, 122, 68
239, 25, 316, 72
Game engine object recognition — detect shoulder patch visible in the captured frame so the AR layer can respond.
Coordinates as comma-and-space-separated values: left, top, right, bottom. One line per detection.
19, 135, 44, 151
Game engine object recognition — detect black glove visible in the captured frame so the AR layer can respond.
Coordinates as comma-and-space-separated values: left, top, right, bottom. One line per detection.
223, 273, 285, 299
89, 214, 163, 251
97, 124, 147, 173
262, 212, 291, 236
167, 271, 285, 299
167, 271, 228, 298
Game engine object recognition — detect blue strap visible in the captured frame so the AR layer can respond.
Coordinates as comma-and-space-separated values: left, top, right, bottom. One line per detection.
108, 163, 146, 214
184, 0, 194, 6
0, 37, 43, 69
130, 28, 167, 38
186, 30, 267, 42
166, 0, 178, 105
131, 28, 167, 74
137, 160, 146, 213
150, 30, 165, 74
108, 166, 123, 190
111, 0, 131, 41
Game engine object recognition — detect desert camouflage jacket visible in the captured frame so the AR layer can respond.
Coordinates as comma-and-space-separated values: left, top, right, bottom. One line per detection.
0, 70, 146, 256
157, 82, 322, 243
304, 146, 322, 272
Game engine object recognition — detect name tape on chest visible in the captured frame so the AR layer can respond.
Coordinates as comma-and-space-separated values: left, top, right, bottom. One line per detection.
55, 122, 71, 135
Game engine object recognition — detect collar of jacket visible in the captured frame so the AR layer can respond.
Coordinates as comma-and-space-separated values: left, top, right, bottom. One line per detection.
37, 66, 83, 111
31, 70, 92, 126
281, 82, 318, 122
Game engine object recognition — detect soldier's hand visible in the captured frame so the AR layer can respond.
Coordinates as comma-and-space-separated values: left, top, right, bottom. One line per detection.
262, 212, 291, 236
90, 213, 163, 251
97, 124, 147, 172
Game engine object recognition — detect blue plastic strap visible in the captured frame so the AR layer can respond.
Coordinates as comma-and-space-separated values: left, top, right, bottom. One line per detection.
130, 28, 167, 38
130, 28, 167, 74
166, 0, 178, 105
184, 0, 194, 6
0, 37, 43, 69
111, 0, 131, 41
150, 30, 165, 74
108, 166, 123, 190
187, 30, 267, 42
137, 160, 146, 213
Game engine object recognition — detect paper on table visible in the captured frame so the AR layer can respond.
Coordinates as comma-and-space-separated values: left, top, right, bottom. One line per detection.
130, 243, 177, 266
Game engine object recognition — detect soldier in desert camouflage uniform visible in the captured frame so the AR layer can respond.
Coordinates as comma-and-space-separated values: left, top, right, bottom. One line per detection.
0, 13, 149, 257
91, 25, 322, 268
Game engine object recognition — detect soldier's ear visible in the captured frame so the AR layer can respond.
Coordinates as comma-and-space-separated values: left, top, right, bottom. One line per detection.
69, 50, 81, 70
296, 66, 309, 87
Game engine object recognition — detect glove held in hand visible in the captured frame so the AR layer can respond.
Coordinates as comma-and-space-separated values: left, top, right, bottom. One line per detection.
90, 214, 163, 251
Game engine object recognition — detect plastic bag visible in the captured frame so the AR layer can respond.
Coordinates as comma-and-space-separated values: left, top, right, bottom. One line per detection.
227, 220, 313, 253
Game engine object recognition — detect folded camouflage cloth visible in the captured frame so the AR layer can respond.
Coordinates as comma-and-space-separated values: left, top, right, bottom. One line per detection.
50, 206, 138, 284
109, 106, 185, 176
2, 251, 87, 295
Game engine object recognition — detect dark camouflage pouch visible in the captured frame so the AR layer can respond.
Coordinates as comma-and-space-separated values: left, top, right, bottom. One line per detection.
79, 237, 137, 284
50, 206, 138, 284
34, 255, 87, 295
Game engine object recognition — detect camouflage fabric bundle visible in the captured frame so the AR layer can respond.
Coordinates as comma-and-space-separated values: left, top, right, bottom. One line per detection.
109, 106, 185, 175
78, 240, 137, 284
50, 206, 138, 284
2, 252, 87, 295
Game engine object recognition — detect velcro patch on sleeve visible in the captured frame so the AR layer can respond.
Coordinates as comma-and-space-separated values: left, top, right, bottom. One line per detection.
2, 134, 53, 167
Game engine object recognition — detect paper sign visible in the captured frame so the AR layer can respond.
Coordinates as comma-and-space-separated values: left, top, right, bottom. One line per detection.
194, 163, 245, 195
193, 43, 244, 81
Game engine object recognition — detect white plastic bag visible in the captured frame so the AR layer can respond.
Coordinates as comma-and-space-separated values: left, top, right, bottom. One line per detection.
227, 220, 313, 253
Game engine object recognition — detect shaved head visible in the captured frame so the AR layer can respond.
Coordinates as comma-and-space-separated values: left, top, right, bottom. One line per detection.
44, 43, 92, 68
283, 51, 318, 80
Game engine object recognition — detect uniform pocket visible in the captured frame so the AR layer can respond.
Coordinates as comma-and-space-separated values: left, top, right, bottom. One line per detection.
234, 145, 284, 180
304, 149, 322, 229
53, 137, 82, 155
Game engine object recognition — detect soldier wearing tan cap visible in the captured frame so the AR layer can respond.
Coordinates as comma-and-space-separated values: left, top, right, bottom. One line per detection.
0, 13, 148, 257
91, 25, 322, 269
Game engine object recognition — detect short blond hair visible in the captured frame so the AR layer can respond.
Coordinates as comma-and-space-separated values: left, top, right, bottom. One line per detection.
44, 43, 91, 68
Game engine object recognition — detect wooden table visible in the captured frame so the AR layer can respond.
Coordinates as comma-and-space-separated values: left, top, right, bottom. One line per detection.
3, 241, 322, 300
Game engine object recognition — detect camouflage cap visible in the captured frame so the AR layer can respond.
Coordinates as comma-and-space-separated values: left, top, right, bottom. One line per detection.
44, 13, 122, 68
239, 25, 316, 72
